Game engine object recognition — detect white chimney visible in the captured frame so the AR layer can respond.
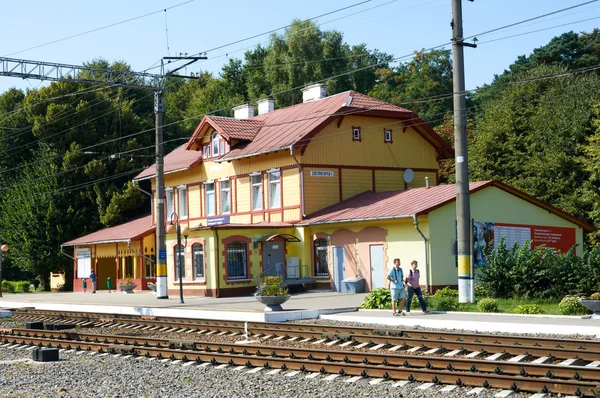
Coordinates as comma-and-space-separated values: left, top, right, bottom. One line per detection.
257, 98, 275, 115
233, 104, 254, 119
301, 83, 327, 103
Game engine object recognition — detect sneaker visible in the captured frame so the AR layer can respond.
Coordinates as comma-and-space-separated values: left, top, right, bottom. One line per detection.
423, 310, 430, 313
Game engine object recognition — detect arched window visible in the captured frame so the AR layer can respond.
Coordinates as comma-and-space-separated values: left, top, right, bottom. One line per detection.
192, 243, 204, 280
314, 239, 329, 276
174, 244, 185, 279
212, 133, 219, 157
226, 241, 247, 280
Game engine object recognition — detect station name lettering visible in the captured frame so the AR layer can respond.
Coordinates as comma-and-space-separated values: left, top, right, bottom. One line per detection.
310, 171, 334, 177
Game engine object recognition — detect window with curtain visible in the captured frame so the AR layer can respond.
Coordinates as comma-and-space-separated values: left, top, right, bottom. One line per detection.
314, 239, 329, 276
268, 170, 281, 209
205, 183, 215, 216
166, 189, 174, 217
212, 133, 219, 157
178, 186, 187, 219
220, 180, 230, 214
251, 174, 262, 211
174, 244, 185, 279
226, 242, 247, 280
192, 243, 204, 280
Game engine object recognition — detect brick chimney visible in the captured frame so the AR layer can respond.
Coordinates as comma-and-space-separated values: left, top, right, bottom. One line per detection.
233, 104, 254, 119
301, 83, 327, 103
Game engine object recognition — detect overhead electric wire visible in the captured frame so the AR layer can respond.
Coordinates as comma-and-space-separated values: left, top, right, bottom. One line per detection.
3, 0, 196, 57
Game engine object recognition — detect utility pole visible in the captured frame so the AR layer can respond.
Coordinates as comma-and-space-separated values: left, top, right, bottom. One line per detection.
451, 0, 476, 303
154, 90, 168, 299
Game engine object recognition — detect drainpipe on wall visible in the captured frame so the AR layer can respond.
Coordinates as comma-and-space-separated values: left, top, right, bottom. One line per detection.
412, 215, 430, 294
289, 146, 306, 218
213, 227, 220, 298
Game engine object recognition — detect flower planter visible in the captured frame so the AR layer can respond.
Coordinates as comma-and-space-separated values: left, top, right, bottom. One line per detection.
255, 295, 291, 312
147, 283, 157, 295
579, 299, 600, 319
118, 283, 138, 294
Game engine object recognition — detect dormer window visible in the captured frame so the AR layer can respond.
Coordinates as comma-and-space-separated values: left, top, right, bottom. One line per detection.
212, 133, 219, 157
384, 129, 392, 143
352, 126, 361, 142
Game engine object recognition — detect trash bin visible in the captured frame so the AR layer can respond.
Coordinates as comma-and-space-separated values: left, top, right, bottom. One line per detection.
341, 277, 365, 293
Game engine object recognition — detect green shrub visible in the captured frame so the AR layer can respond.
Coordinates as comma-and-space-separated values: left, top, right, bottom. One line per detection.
590, 292, 600, 300
360, 288, 391, 309
514, 304, 544, 314
434, 287, 458, 298
18, 282, 30, 293
477, 298, 498, 312
558, 296, 591, 315
474, 283, 491, 298
1, 280, 11, 293
433, 296, 460, 311
255, 275, 288, 296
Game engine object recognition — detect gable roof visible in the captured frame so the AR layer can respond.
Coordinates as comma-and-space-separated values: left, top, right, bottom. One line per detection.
134, 144, 203, 181
62, 215, 154, 246
186, 90, 454, 161
299, 180, 596, 232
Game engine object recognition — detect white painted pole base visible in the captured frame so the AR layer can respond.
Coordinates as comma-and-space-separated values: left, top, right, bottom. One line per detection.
458, 278, 469, 303
156, 276, 168, 299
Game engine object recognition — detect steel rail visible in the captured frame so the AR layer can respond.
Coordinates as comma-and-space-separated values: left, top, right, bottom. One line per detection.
1, 331, 598, 397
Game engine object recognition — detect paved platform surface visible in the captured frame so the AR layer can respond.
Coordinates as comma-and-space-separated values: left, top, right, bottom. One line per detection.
0, 291, 365, 322
322, 310, 600, 337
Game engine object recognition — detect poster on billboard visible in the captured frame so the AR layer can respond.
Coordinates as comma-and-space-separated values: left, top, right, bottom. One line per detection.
468, 222, 576, 266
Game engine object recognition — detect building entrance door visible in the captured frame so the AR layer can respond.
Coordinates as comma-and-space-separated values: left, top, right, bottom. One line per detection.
370, 245, 385, 290
332, 246, 345, 291
264, 241, 285, 276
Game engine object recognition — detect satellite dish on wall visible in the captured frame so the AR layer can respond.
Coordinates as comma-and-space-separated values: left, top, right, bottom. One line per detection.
403, 169, 414, 184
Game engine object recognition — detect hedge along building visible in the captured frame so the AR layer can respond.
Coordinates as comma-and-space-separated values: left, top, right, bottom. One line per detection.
62, 84, 593, 295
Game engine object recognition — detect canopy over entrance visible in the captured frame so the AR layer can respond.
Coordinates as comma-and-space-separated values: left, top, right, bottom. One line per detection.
258, 233, 301, 243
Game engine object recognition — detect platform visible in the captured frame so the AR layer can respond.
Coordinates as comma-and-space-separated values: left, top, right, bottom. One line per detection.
322, 309, 600, 338
0, 291, 365, 322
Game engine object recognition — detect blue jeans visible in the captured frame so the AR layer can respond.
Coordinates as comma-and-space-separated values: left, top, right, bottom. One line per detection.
406, 286, 427, 312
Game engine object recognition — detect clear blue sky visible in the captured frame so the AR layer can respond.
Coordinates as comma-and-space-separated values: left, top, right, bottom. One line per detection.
1, 0, 599, 95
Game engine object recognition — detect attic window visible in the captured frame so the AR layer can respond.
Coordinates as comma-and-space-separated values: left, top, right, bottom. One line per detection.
352, 126, 361, 142
212, 133, 219, 157
203, 145, 209, 159
384, 129, 392, 143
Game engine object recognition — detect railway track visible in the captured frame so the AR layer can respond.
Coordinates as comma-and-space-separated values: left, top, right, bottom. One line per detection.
3, 309, 600, 396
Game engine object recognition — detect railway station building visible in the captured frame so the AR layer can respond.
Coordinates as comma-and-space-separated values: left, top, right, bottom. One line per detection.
63, 85, 594, 296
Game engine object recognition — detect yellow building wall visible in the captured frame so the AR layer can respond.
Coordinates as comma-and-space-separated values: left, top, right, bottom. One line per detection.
300, 115, 439, 169
188, 185, 201, 219
282, 169, 300, 208
408, 171, 437, 189
303, 167, 339, 215
236, 177, 250, 213
428, 186, 586, 288
342, 169, 371, 200
375, 170, 403, 192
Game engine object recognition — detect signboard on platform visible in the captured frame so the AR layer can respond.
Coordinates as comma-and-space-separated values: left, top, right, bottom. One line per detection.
207, 215, 230, 226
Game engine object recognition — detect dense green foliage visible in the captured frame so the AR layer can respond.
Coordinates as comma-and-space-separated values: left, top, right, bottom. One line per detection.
360, 288, 392, 309
558, 296, 591, 316
255, 275, 288, 296
514, 304, 544, 314
1, 280, 32, 293
478, 240, 600, 299
477, 298, 498, 313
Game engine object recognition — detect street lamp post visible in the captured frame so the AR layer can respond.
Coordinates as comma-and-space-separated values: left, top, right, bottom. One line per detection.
0, 244, 9, 298
167, 213, 189, 304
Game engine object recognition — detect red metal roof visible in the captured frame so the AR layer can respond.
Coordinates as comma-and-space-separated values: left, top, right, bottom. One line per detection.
62, 215, 154, 246
299, 181, 596, 232
185, 90, 453, 161
135, 144, 202, 180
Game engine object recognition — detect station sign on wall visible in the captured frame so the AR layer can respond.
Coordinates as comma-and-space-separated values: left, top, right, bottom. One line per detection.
473, 222, 576, 266
309, 170, 334, 177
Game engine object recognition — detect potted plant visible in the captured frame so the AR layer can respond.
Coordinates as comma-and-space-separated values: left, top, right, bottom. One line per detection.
147, 282, 157, 294
254, 275, 291, 312
118, 276, 138, 294
579, 292, 600, 318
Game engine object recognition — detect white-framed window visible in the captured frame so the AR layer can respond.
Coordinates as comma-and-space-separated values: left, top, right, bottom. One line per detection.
178, 185, 188, 219
226, 142, 230, 153
192, 243, 205, 280
205, 182, 215, 216
203, 145, 208, 159
166, 188, 174, 218
384, 128, 392, 143
220, 180, 231, 214
144, 254, 156, 278
220, 141, 225, 156
251, 174, 262, 211
352, 126, 361, 141
76, 248, 91, 279
212, 133, 219, 157
268, 170, 281, 209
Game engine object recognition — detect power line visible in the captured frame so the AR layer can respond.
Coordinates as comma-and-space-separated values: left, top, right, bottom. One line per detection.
3, 0, 196, 57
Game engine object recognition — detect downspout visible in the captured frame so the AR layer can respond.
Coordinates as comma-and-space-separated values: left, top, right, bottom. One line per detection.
289, 146, 306, 218
213, 227, 220, 298
412, 215, 430, 294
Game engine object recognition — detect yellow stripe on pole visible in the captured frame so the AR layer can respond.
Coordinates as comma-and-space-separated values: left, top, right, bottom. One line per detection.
458, 255, 470, 276
156, 263, 167, 277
